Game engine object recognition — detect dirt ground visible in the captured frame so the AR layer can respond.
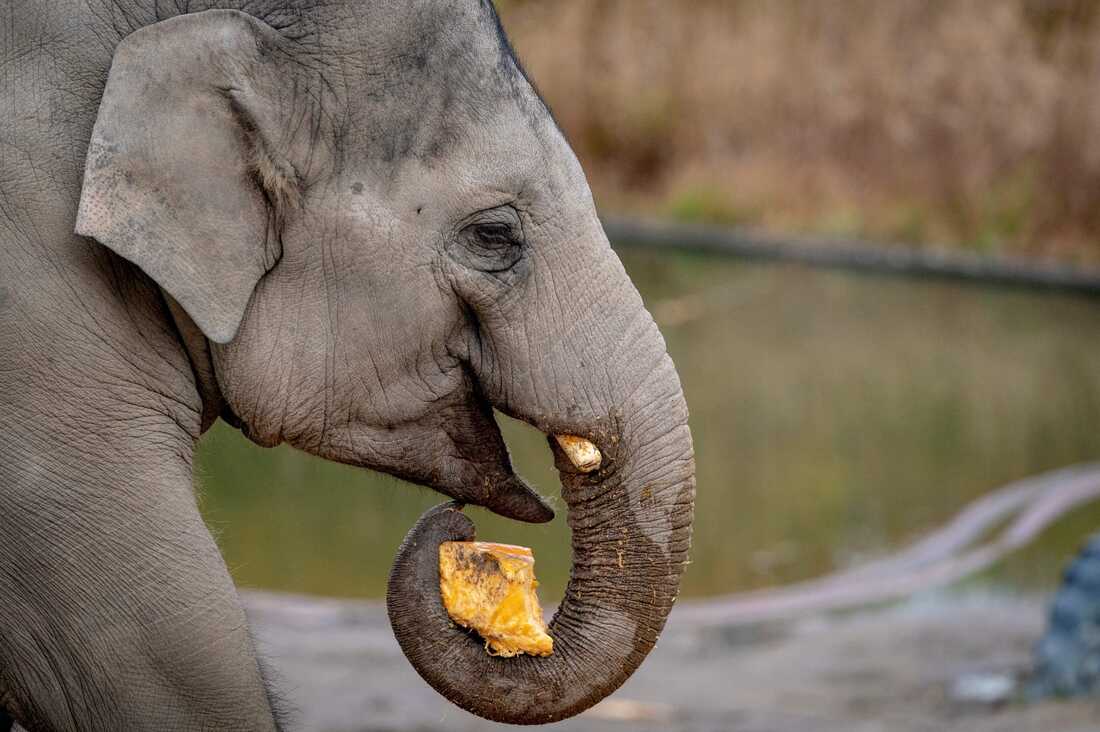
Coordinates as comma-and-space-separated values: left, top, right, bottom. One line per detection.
244, 590, 1100, 732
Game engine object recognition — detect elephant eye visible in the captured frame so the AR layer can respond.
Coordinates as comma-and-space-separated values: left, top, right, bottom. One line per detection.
472, 222, 519, 250
450, 206, 525, 274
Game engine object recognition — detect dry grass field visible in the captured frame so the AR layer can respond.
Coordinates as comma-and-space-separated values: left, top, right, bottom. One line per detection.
498, 0, 1100, 263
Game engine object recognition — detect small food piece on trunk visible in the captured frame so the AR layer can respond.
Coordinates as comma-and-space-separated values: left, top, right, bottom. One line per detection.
555, 434, 602, 472
439, 541, 553, 657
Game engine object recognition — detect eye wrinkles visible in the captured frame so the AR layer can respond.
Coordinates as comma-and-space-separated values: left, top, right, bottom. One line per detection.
455, 202, 522, 232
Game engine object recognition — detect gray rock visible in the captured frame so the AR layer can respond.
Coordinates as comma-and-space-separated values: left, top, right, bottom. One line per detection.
1028, 532, 1100, 698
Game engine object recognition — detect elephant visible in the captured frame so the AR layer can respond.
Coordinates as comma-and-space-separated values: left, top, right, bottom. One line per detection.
0, 0, 695, 729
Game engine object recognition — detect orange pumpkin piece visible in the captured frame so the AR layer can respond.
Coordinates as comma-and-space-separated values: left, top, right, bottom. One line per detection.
439, 541, 554, 657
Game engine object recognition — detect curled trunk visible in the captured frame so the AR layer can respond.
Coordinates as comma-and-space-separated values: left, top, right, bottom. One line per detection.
387, 387, 694, 724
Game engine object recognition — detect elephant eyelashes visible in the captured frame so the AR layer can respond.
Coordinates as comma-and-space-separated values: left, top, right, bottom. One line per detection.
450, 207, 525, 274
471, 223, 517, 249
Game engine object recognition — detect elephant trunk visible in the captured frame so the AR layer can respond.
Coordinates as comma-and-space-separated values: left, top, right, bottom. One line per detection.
386, 355, 695, 724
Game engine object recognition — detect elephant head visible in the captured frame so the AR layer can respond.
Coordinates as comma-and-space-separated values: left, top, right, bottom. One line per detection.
76, 2, 694, 723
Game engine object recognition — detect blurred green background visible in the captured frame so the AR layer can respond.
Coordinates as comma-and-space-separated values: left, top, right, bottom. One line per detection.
196, 0, 1100, 603
196, 248, 1100, 601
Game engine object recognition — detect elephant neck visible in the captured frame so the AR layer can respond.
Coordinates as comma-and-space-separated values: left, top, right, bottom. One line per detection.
162, 292, 232, 434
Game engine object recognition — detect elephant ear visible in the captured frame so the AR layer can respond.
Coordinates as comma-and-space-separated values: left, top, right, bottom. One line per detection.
76, 9, 298, 343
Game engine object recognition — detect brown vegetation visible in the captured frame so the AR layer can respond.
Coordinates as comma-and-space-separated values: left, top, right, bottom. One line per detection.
498, 0, 1100, 262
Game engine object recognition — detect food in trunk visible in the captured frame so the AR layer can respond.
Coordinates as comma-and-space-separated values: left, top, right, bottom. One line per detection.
554, 434, 602, 472
439, 541, 553, 657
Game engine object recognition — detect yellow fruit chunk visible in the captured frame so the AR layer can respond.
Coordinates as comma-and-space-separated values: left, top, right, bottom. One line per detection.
439, 541, 554, 657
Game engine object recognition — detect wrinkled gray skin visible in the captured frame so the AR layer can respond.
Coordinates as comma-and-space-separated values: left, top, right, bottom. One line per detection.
0, 1, 695, 729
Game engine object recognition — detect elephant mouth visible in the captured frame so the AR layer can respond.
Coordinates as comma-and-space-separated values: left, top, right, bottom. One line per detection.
429, 400, 615, 525
465, 397, 627, 522
377, 365, 621, 525
307, 379, 614, 526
